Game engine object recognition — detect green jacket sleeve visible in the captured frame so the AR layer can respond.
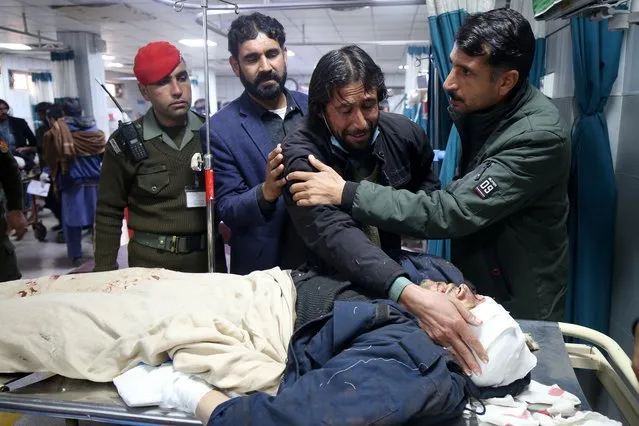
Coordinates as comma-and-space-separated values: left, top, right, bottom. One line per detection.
0, 150, 23, 211
94, 143, 132, 271
346, 130, 569, 239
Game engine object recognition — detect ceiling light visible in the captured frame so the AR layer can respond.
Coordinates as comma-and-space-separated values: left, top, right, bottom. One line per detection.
398, 65, 408, 70
205, 9, 235, 15
106, 62, 124, 68
0, 43, 32, 51
179, 39, 217, 48
102, 54, 115, 61
287, 50, 295, 57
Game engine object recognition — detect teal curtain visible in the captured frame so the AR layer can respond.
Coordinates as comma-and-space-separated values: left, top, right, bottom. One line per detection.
31, 72, 52, 82
426, 9, 466, 260
529, 38, 546, 89
50, 50, 74, 61
566, 17, 623, 333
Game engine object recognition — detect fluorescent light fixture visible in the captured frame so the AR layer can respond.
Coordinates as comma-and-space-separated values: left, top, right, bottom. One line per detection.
0, 43, 32, 51
205, 9, 235, 15
398, 64, 408, 70
115, 76, 139, 81
102, 54, 115, 61
179, 39, 217, 48
287, 49, 295, 57
362, 40, 430, 46
106, 62, 124, 68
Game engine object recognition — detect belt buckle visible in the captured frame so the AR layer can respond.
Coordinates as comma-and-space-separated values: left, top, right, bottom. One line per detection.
169, 235, 177, 253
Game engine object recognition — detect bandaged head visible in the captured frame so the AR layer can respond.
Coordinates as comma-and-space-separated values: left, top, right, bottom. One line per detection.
469, 297, 537, 387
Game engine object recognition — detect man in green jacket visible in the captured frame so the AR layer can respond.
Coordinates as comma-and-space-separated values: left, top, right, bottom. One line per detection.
287, 8, 570, 321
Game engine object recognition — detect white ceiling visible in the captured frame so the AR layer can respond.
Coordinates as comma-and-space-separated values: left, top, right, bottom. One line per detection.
0, 0, 430, 77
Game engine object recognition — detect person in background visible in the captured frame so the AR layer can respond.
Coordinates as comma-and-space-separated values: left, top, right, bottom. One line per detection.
193, 98, 206, 115
43, 102, 106, 264
95, 41, 226, 273
0, 99, 38, 170
203, 12, 308, 274
34, 102, 62, 233
0, 140, 28, 282
34, 102, 53, 166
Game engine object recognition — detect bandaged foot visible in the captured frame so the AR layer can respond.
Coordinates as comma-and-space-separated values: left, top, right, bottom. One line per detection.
113, 362, 212, 415
160, 371, 213, 415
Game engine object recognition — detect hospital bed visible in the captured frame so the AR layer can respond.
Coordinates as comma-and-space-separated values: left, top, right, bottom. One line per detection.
3, 320, 636, 425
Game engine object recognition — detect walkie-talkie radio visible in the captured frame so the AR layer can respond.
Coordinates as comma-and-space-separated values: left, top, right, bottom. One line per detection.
96, 79, 148, 163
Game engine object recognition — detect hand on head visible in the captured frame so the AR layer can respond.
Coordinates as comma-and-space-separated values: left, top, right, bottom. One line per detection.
398, 284, 488, 376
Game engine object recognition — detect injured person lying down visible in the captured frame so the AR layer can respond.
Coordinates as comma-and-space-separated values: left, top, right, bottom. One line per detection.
0, 268, 540, 425
140, 280, 540, 426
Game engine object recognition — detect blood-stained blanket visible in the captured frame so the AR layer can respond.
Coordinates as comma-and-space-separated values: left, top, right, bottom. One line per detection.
0, 267, 295, 395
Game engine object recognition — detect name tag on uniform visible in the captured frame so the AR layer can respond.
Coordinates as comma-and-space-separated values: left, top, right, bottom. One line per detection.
185, 188, 206, 208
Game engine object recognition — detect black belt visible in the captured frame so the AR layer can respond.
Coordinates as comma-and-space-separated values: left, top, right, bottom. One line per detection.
133, 231, 206, 254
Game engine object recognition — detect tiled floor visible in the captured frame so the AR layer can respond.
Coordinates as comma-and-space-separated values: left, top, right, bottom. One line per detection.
12, 209, 95, 279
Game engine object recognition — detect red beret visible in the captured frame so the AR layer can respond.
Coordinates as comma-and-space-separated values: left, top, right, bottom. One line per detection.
133, 41, 182, 85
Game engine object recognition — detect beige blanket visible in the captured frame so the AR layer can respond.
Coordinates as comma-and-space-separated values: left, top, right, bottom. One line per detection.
0, 267, 295, 395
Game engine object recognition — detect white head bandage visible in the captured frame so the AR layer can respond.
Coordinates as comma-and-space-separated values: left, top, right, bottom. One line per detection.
469, 297, 537, 388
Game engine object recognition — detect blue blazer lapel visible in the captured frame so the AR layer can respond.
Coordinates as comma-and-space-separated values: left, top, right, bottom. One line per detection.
239, 92, 272, 161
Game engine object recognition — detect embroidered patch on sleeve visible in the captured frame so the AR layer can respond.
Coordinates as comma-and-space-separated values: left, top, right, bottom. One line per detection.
0, 140, 8, 153
473, 177, 498, 199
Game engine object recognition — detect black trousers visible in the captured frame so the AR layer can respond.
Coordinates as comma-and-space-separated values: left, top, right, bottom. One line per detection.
0, 218, 21, 282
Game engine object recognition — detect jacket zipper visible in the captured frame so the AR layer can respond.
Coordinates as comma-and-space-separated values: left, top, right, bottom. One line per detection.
474, 161, 493, 181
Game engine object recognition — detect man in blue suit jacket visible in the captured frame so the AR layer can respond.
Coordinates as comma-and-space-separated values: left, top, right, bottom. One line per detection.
201, 13, 308, 274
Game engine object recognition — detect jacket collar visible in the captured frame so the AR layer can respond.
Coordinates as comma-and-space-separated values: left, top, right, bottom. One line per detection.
238, 89, 303, 118
142, 108, 201, 151
450, 81, 532, 144
237, 89, 305, 161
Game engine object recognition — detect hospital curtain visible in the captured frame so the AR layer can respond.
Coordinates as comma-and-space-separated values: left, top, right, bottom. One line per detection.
566, 18, 623, 333
530, 38, 546, 89
509, 0, 547, 88
51, 50, 79, 102
425, 0, 495, 259
403, 46, 429, 132
29, 72, 54, 103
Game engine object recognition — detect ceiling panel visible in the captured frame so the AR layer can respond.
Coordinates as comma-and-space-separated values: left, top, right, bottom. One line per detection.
0, 0, 430, 77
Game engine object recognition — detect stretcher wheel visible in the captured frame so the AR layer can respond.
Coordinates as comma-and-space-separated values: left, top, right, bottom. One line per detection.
33, 221, 47, 242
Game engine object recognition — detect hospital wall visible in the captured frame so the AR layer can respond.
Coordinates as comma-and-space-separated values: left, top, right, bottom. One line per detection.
546, 20, 639, 422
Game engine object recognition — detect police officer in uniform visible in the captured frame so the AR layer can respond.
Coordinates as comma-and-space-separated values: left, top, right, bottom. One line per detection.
94, 41, 225, 273
0, 138, 28, 282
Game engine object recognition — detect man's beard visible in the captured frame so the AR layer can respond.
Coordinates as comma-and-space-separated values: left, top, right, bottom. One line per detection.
240, 69, 287, 101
